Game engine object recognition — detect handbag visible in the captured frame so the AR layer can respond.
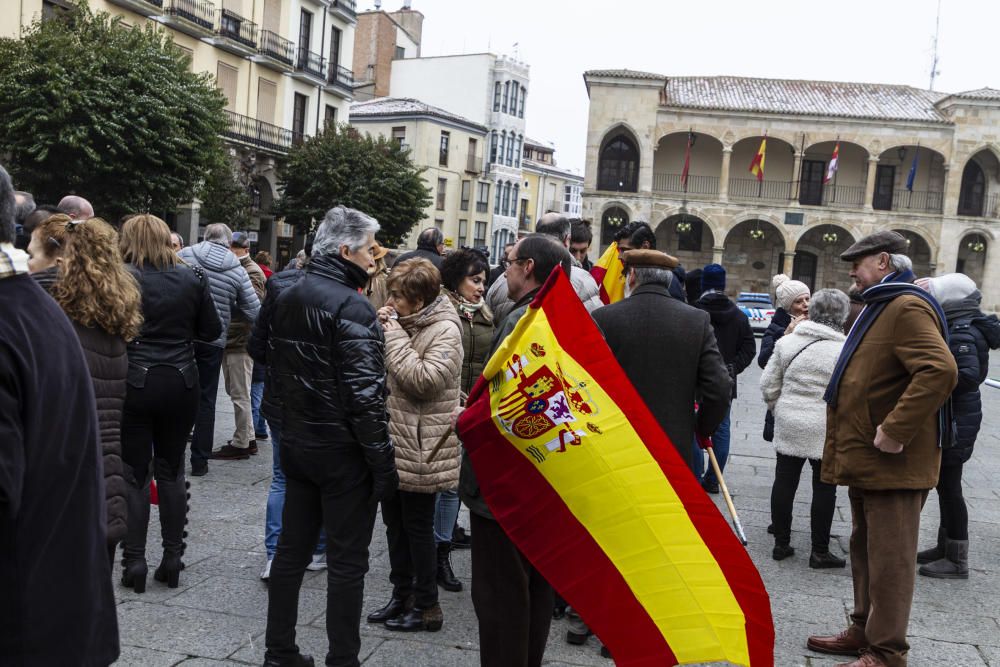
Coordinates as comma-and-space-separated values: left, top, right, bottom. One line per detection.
762, 338, 820, 442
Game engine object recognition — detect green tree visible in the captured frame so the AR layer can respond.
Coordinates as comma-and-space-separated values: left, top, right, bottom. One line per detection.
197, 156, 252, 228
0, 3, 228, 221
273, 124, 432, 245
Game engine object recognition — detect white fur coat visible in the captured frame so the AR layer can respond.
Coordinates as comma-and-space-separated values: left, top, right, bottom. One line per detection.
759, 320, 846, 460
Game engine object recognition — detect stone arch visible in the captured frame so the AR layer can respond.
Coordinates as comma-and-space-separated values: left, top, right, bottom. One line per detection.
730, 131, 798, 151
956, 230, 991, 286
653, 203, 725, 249
654, 213, 716, 270
721, 218, 787, 295
892, 228, 934, 277
792, 223, 857, 292
728, 211, 793, 248
873, 145, 948, 213
802, 140, 870, 207
958, 148, 1000, 217
597, 124, 642, 193
652, 131, 724, 195
599, 203, 632, 249
729, 135, 798, 201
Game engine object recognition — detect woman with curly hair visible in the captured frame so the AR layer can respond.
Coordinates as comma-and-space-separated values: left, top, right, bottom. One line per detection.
118, 215, 222, 592
26, 214, 144, 563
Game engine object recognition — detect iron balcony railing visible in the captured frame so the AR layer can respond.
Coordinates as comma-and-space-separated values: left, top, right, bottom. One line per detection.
729, 178, 795, 202
331, 0, 356, 16
260, 30, 294, 65
652, 172, 719, 196
466, 152, 481, 174
224, 110, 292, 154
165, 0, 215, 30
296, 47, 326, 79
872, 189, 944, 214
821, 184, 865, 208
216, 9, 257, 47
328, 64, 354, 89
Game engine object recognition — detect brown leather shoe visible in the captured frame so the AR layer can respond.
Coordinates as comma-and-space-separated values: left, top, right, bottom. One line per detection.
209, 444, 250, 460
807, 625, 869, 656
835, 650, 887, 667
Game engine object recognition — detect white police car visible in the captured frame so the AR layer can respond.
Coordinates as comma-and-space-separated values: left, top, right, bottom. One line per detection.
737, 292, 775, 335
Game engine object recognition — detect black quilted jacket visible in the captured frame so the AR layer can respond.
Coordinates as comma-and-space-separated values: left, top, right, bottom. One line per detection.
254, 254, 395, 476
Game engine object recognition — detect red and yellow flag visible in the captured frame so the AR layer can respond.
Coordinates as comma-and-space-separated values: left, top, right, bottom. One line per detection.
749, 135, 767, 181
458, 268, 774, 667
590, 241, 625, 305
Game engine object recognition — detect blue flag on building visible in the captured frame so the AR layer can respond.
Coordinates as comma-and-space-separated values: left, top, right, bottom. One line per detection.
906, 150, 919, 191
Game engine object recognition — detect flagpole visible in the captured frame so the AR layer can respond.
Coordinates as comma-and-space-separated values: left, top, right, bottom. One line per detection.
757, 131, 765, 198
707, 447, 747, 545
831, 135, 840, 205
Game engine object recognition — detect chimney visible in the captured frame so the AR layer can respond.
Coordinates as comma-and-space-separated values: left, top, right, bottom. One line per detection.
389, 4, 423, 53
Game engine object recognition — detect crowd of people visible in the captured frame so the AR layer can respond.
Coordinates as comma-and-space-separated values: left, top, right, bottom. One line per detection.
1, 157, 996, 667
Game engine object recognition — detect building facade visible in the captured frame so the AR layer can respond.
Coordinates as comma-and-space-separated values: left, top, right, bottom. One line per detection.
389, 53, 529, 262
583, 70, 1000, 310
351, 4, 422, 101
4, 0, 358, 265
350, 98, 491, 252
520, 137, 583, 231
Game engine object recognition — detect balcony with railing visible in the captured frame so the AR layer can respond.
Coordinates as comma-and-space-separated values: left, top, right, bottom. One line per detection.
330, 0, 357, 20
253, 30, 295, 71
293, 47, 326, 82
223, 110, 293, 155
107, 0, 163, 17
652, 173, 719, 196
873, 189, 944, 214
466, 152, 481, 175
326, 64, 354, 96
163, 0, 216, 36
209, 8, 257, 55
820, 184, 865, 208
729, 178, 795, 203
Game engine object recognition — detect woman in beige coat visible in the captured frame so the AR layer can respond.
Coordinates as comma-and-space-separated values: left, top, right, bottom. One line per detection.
367, 258, 464, 633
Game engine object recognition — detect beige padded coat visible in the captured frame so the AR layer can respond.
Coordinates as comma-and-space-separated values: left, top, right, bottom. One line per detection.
384, 294, 464, 493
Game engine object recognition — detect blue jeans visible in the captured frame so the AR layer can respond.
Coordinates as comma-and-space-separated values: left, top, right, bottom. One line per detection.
251, 382, 267, 437
697, 407, 732, 484
265, 420, 326, 559
433, 489, 461, 544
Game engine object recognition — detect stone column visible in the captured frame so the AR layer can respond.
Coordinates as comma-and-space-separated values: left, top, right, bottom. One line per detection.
719, 148, 732, 202
940, 165, 955, 217
782, 251, 795, 276
176, 201, 201, 245
791, 152, 803, 203
863, 158, 879, 211
712, 245, 724, 264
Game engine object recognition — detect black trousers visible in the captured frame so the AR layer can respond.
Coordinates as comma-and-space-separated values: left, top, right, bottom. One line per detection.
122, 366, 199, 483
936, 462, 968, 540
471, 512, 553, 667
770, 452, 837, 551
190, 342, 224, 467
382, 489, 438, 608
265, 444, 376, 667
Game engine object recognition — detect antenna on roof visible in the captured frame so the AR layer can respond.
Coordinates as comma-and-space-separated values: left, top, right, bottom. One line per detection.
929, 0, 942, 90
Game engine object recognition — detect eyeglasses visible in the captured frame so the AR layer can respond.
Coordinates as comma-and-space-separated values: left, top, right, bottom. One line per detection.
510, 258, 531, 266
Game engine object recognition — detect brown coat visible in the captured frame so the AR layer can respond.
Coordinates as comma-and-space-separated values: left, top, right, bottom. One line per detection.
384, 294, 464, 493
821, 294, 957, 490
225, 254, 266, 350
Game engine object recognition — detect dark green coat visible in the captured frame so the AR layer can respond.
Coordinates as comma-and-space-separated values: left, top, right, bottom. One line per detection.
447, 291, 495, 396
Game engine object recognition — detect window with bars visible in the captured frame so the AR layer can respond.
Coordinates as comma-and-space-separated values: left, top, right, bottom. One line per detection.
436, 177, 447, 210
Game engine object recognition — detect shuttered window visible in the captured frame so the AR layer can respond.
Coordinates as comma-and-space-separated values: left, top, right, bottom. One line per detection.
256, 78, 277, 124
216, 62, 239, 112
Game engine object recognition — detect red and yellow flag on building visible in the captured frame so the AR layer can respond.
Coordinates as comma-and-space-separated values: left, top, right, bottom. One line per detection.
457, 268, 774, 667
749, 135, 767, 181
590, 241, 626, 305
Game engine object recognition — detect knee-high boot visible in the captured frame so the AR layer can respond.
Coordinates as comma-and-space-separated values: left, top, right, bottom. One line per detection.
154, 459, 189, 588
121, 465, 151, 593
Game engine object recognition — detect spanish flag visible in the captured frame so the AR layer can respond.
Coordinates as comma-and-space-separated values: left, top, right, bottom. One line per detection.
590, 241, 626, 305
749, 135, 767, 181
457, 268, 774, 666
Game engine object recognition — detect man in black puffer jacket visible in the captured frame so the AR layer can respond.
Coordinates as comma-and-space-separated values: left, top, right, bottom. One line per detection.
915, 274, 1000, 580
261, 206, 398, 667
693, 264, 756, 493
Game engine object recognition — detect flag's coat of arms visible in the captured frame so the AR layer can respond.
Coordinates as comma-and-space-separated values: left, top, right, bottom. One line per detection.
458, 268, 774, 666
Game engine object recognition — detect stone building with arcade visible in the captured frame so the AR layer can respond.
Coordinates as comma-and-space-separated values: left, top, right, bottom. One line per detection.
581, 70, 1000, 309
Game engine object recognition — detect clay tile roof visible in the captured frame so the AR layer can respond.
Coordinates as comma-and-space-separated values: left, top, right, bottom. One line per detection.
584, 69, 667, 81
950, 87, 1000, 101
349, 97, 487, 132
661, 76, 951, 123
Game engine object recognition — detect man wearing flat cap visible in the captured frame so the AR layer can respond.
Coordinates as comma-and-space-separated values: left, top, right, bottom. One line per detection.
593, 249, 732, 470
808, 231, 957, 667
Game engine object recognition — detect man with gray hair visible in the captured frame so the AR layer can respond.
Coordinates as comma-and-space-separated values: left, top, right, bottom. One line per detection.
262, 205, 398, 667
13, 190, 34, 250
179, 222, 260, 475
395, 227, 445, 268
57, 194, 95, 220
808, 230, 957, 667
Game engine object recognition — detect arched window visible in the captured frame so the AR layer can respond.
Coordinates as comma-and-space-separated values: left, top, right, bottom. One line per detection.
494, 181, 502, 214
489, 130, 498, 163
597, 133, 640, 192
497, 132, 506, 166
519, 87, 526, 118
502, 81, 510, 113
493, 82, 501, 112
506, 134, 515, 166
513, 184, 520, 217
958, 160, 986, 216
600, 206, 629, 247
502, 181, 511, 216
510, 82, 519, 117
515, 135, 523, 167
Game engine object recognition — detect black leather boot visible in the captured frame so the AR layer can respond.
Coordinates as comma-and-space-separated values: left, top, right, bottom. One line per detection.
917, 526, 946, 564
262, 653, 315, 666
367, 595, 411, 624
385, 604, 443, 632
154, 461, 189, 588
437, 542, 462, 592
809, 549, 847, 569
121, 466, 150, 593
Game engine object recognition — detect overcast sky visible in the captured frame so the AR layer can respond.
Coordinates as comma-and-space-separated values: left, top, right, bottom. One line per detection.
384, 0, 997, 173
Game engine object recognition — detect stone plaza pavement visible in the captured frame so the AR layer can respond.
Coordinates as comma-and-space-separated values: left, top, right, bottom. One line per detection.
112, 346, 1000, 666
